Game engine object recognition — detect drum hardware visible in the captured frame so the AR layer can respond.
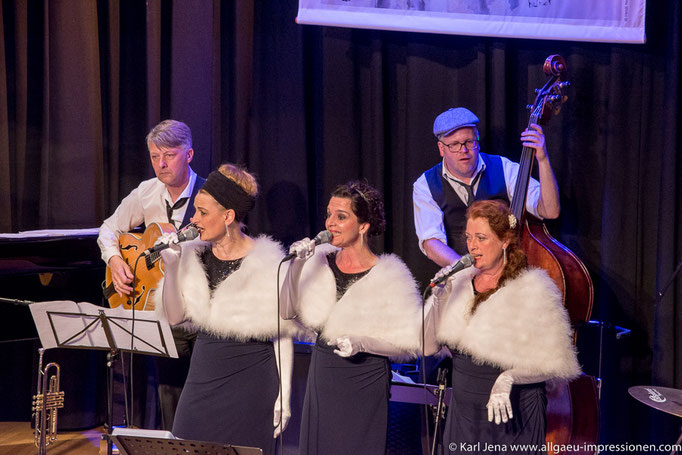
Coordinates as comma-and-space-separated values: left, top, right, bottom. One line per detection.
629, 385, 682, 455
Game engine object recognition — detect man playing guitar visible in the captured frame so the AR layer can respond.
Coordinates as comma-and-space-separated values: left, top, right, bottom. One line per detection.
97, 119, 205, 431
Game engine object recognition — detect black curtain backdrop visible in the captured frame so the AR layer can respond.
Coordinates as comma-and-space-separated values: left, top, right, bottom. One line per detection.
1, 0, 680, 447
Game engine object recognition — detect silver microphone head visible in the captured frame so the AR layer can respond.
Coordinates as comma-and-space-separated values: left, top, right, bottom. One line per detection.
461, 253, 474, 267
179, 226, 199, 241
315, 230, 333, 245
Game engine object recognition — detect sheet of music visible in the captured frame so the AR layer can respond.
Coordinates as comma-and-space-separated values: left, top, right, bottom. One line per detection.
29, 300, 178, 358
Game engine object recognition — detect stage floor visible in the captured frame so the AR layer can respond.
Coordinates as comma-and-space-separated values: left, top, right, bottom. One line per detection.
0, 422, 107, 455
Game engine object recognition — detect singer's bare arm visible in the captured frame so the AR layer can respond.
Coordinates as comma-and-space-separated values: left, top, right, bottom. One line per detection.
158, 248, 187, 325
279, 257, 305, 320
423, 238, 462, 268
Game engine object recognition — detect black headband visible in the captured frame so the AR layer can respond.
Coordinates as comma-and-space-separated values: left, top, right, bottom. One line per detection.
201, 171, 256, 221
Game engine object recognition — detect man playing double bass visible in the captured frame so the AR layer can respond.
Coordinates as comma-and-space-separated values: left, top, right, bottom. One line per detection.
413, 107, 561, 267
97, 119, 205, 430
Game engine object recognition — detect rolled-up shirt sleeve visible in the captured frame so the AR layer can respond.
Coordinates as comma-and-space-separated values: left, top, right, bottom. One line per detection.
500, 157, 542, 219
97, 186, 146, 265
413, 174, 448, 255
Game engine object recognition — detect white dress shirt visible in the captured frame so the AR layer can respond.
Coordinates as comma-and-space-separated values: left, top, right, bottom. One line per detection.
413, 155, 541, 254
97, 169, 198, 264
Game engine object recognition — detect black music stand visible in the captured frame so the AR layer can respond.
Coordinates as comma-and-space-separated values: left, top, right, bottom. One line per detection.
111, 433, 263, 455
29, 300, 178, 455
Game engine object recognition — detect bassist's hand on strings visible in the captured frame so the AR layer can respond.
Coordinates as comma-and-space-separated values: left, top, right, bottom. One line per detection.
108, 255, 134, 296
520, 123, 547, 161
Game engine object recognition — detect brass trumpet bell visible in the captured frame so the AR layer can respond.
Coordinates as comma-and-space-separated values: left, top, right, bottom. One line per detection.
32, 348, 64, 454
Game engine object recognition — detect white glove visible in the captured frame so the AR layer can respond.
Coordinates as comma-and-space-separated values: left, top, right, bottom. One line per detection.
431, 264, 457, 302
272, 337, 293, 438
486, 372, 514, 424
273, 394, 291, 438
331, 336, 359, 358
155, 232, 182, 266
329, 335, 406, 358
288, 238, 316, 260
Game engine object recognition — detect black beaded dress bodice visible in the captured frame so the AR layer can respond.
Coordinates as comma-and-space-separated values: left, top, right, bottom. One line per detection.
326, 252, 371, 300
199, 248, 244, 291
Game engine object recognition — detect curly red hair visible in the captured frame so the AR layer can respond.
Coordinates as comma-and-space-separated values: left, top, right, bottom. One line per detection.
466, 200, 527, 313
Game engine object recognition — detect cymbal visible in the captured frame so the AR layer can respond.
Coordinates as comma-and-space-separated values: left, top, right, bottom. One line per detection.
629, 386, 682, 418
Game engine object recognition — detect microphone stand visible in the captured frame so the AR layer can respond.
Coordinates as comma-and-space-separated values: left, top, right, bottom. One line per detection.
0, 297, 35, 306
431, 367, 448, 455
655, 258, 682, 305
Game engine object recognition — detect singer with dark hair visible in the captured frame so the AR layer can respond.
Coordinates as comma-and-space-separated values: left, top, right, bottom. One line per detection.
153, 164, 302, 454
280, 180, 422, 455
97, 119, 206, 429
423, 199, 580, 454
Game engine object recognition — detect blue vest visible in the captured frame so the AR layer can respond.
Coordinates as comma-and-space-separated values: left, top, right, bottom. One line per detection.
180, 175, 206, 227
424, 153, 509, 256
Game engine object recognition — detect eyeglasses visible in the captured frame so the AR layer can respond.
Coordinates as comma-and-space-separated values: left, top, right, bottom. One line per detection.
439, 139, 479, 153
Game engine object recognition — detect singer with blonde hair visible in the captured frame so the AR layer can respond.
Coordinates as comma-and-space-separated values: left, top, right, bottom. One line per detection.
154, 164, 301, 454
280, 180, 422, 455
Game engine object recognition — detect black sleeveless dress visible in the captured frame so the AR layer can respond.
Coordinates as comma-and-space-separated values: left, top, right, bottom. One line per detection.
443, 281, 547, 455
299, 253, 391, 455
172, 249, 278, 455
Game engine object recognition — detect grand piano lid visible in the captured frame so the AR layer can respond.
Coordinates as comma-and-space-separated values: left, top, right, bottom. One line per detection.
0, 228, 102, 276
0, 227, 100, 240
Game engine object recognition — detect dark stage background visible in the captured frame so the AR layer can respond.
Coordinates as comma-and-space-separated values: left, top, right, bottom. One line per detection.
1, 0, 681, 450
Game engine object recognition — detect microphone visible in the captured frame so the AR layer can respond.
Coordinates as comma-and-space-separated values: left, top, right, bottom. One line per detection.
283, 230, 333, 261
429, 254, 475, 288
144, 226, 199, 255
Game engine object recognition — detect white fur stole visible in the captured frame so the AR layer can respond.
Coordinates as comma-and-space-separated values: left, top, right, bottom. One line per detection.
154, 235, 304, 341
436, 267, 581, 379
296, 244, 423, 356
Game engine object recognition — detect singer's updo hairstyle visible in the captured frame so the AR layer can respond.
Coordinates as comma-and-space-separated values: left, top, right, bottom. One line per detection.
216, 163, 259, 197
199, 163, 258, 223
331, 180, 386, 237
466, 200, 527, 312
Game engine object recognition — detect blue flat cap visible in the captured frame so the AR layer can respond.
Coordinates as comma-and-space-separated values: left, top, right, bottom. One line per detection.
433, 107, 479, 137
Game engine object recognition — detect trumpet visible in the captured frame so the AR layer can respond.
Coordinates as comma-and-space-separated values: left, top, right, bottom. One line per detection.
32, 348, 64, 454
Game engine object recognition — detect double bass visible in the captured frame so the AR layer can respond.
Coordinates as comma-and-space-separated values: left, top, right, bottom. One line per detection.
510, 55, 600, 454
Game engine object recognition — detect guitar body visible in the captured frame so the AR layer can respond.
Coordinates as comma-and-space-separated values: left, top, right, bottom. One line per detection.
102, 222, 176, 311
